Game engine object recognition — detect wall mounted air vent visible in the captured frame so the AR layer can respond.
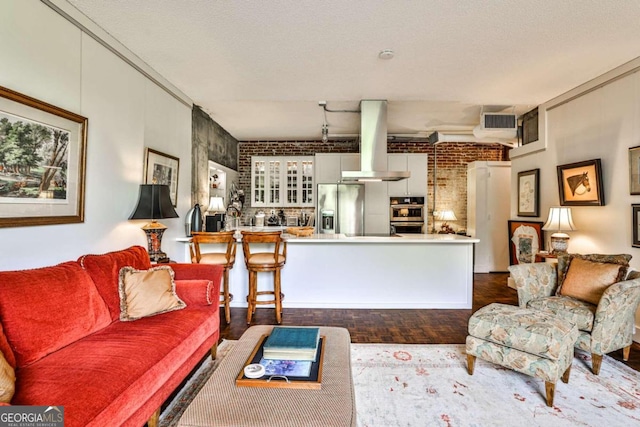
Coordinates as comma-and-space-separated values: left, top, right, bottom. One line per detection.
481, 113, 517, 130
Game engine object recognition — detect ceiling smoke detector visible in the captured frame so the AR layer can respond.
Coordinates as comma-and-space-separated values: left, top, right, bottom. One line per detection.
378, 49, 394, 60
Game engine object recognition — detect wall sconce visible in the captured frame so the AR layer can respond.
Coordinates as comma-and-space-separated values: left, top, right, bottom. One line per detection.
129, 184, 178, 262
542, 207, 576, 254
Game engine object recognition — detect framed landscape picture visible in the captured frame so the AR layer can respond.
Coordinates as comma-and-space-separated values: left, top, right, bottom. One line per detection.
0, 86, 87, 228
517, 168, 539, 217
508, 220, 544, 265
557, 159, 604, 206
144, 148, 179, 206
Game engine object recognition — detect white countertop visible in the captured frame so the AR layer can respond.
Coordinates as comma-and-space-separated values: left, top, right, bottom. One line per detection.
177, 230, 478, 244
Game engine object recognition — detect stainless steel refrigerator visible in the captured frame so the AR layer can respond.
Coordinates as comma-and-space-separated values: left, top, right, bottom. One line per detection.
317, 184, 365, 235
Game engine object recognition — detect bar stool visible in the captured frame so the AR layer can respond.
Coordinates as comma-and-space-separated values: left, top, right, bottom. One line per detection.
241, 230, 287, 324
189, 231, 236, 323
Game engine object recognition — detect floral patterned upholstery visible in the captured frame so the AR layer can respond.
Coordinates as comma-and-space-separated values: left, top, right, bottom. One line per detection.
526, 296, 596, 331
509, 255, 640, 375
466, 303, 578, 406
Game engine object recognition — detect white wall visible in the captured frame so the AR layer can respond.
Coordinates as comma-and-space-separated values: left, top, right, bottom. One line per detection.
0, 0, 193, 270
510, 57, 640, 339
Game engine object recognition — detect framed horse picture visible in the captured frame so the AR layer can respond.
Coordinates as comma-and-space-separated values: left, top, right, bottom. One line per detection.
557, 159, 604, 206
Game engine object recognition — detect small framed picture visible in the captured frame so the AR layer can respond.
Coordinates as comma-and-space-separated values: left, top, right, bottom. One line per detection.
508, 220, 544, 265
633, 204, 640, 248
629, 146, 640, 195
144, 148, 179, 206
557, 159, 604, 206
517, 169, 539, 217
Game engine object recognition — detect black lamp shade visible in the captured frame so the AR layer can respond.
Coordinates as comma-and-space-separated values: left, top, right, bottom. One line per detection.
129, 184, 178, 220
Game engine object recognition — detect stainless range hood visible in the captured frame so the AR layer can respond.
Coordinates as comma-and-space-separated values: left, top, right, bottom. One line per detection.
341, 100, 411, 182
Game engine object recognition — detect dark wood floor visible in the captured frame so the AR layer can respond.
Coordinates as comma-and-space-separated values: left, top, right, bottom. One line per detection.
219, 272, 640, 372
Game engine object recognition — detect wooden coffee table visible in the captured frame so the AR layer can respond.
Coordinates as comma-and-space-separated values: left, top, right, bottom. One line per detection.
177, 325, 356, 427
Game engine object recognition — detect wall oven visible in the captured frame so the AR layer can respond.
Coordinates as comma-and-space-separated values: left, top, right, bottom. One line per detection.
390, 196, 425, 234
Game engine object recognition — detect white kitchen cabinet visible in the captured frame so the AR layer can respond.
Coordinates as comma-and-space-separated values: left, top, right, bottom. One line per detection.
364, 181, 389, 234
387, 154, 428, 196
251, 156, 313, 207
314, 153, 361, 184
467, 161, 511, 273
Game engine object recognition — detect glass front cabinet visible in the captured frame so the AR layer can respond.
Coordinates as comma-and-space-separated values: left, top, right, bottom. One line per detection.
251, 156, 314, 207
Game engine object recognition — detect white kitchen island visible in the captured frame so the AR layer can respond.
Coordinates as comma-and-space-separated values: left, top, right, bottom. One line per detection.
176, 232, 478, 309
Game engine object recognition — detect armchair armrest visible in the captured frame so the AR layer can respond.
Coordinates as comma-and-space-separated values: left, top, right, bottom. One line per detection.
590, 278, 640, 355
508, 263, 558, 308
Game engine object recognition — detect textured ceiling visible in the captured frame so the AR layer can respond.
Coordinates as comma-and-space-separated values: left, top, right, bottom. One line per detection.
68, 0, 640, 141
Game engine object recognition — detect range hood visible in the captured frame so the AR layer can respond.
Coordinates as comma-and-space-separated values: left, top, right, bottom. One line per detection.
341, 100, 411, 182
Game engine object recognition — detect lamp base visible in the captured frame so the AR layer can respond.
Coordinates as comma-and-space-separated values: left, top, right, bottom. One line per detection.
142, 222, 169, 263
549, 233, 570, 254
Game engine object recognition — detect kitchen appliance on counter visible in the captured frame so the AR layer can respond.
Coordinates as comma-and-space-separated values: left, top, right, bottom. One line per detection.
390, 196, 425, 234
317, 183, 365, 235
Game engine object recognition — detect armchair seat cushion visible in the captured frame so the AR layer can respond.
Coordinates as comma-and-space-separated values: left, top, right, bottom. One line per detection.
527, 296, 596, 332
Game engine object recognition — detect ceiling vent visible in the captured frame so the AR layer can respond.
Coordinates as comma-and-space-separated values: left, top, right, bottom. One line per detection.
473, 112, 518, 140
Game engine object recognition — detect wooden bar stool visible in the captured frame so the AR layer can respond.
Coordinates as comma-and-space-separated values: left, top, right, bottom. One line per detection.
189, 231, 236, 323
241, 230, 287, 324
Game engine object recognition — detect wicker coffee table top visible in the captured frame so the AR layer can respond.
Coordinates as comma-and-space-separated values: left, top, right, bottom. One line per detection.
177, 325, 356, 427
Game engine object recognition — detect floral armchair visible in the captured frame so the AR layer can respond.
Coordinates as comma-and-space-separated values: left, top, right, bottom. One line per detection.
509, 254, 640, 375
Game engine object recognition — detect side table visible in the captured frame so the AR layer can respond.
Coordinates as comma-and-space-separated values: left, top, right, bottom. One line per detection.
535, 253, 558, 264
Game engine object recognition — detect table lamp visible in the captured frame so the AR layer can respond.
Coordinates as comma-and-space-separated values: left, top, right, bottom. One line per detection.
542, 207, 576, 254
207, 196, 225, 214
438, 209, 457, 234
205, 196, 226, 232
129, 184, 178, 262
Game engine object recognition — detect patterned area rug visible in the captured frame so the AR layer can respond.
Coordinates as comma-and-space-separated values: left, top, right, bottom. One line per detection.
160, 341, 640, 427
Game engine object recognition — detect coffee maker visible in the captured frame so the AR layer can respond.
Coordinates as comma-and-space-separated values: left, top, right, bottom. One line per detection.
205, 213, 226, 232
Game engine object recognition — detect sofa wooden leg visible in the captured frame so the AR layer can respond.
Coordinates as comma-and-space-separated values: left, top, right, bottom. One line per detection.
623, 345, 631, 361
211, 342, 218, 360
466, 354, 475, 375
591, 353, 603, 375
147, 408, 160, 427
544, 381, 555, 407
561, 364, 571, 383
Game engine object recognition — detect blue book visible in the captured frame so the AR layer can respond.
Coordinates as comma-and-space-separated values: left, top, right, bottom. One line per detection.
263, 327, 320, 361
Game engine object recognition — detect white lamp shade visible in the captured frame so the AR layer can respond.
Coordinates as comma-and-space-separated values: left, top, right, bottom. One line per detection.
207, 196, 225, 213
438, 210, 457, 221
542, 207, 576, 232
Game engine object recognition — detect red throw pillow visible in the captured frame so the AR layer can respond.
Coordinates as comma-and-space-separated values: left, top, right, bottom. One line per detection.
0, 262, 112, 367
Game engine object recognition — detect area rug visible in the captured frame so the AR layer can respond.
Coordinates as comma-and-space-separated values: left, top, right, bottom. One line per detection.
160, 341, 640, 427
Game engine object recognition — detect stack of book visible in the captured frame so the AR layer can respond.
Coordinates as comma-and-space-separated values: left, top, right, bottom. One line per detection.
263, 326, 320, 361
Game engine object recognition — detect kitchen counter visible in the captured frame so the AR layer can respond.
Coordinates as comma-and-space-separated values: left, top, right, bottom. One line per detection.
176, 232, 477, 309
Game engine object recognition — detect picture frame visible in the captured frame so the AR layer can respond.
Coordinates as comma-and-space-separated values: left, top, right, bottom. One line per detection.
632, 205, 640, 248
508, 220, 544, 265
517, 168, 539, 217
0, 85, 87, 228
144, 148, 179, 206
629, 146, 640, 195
557, 159, 604, 206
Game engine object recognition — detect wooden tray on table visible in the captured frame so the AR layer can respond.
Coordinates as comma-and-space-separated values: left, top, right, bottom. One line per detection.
235, 334, 325, 389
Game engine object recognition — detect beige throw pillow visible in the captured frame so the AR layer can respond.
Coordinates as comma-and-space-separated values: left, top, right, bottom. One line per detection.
0, 350, 15, 403
559, 257, 624, 305
118, 266, 186, 321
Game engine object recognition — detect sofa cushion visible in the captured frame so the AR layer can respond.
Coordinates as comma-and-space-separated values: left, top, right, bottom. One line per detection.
11, 307, 219, 427
0, 351, 15, 403
527, 296, 596, 331
79, 246, 151, 320
0, 261, 112, 367
558, 257, 625, 305
556, 253, 630, 293
118, 266, 186, 321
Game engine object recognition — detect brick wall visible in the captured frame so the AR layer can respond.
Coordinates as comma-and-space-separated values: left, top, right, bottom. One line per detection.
237, 139, 507, 230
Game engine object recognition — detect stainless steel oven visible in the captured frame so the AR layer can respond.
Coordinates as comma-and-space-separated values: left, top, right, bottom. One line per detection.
390, 196, 425, 234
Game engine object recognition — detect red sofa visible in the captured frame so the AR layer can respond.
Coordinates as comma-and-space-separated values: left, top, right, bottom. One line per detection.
0, 246, 222, 427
